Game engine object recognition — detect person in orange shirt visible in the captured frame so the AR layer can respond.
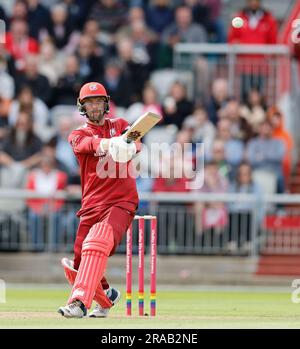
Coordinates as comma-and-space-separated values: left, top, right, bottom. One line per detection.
267, 106, 293, 186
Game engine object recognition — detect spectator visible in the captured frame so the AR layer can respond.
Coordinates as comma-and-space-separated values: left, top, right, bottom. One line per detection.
5, 19, 39, 73
9, 0, 28, 23
146, 0, 174, 34
228, 0, 278, 99
228, 0, 277, 45
152, 169, 189, 193
38, 39, 64, 86
8, 85, 49, 130
117, 6, 146, 36
27, 0, 52, 41
82, 19, 112, 59
116, 8, 158, 70
125, 83, 162, 123
117, 37, 151, 101
51, 116, 79, 178
102, 58, 134, 108
209, 139, 232, 180
246, 120, 285, 193
38, 139, 80, 244
162, 81, 194, 129
240, 88, 266, 134
153, 129, 194, 187
206, 78, 229, 126
54, 55, 83, 105
162, 6, 207, 45
215, 118, 244, 171
267, 106, 293, 183
0, 56, 15, 128
228, 161, 262, 251
195, 161, 228, 233
199, 160, 229, 193
47, 3, 75, 50
15, 54, 52, 105
0, 42, 17, 80
161, 6, 207, 66
0, 111, 43, 188
219, 98, 254, 142
153, 148, 190, 193
153, 152, 190, 251
198, 0, 226, 43
88, 0, 128, 38
172, 128, 195, 178
62, 0, 91, 30
184, 0, 211, 35
75, 35, 104, 83
182, 106, 216, 155
229, 162, 262, 206
133, 20, 159, 70
26, 152, 68, 251
41, 140, 70, 175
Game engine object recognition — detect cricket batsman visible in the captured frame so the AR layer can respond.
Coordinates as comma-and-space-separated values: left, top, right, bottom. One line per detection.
58, 82, 140, 318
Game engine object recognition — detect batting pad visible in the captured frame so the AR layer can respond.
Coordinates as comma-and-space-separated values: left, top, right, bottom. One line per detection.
68, 222, 114, 309
62, 258, 112, 309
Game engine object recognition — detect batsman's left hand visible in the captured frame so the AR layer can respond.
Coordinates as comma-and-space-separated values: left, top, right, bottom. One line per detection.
108, 136, 137, 163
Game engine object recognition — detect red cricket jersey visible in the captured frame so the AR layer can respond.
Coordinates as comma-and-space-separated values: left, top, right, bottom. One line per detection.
227, 9, 278, 75
228, 10, 277, 45
68, 118, 139, 218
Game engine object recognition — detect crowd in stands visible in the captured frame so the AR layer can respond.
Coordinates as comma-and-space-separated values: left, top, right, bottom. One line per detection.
0, 0, 294, 247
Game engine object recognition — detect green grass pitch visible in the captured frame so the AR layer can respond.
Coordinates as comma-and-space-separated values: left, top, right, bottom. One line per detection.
0, 286, 299, 329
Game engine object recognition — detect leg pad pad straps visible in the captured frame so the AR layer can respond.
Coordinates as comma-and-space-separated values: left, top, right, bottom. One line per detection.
68, 222, 114, 309
62, 258, 112, 308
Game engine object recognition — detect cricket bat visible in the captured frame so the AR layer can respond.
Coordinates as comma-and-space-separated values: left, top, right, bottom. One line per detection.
123, 112, 162, 143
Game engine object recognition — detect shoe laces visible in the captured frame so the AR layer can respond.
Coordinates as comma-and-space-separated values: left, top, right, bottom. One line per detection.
69, 300, 82, 310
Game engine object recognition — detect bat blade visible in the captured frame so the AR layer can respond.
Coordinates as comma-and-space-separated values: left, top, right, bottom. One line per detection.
123, 112, 162, 143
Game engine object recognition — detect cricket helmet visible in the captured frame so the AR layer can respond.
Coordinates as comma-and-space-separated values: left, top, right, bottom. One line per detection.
77, 82, 110, 116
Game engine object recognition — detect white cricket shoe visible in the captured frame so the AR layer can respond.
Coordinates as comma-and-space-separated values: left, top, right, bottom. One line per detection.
89, 287, 121, 318
58, 300, 87, 318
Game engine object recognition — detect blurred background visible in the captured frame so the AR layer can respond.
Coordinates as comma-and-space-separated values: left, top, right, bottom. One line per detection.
0, 0, 300, 287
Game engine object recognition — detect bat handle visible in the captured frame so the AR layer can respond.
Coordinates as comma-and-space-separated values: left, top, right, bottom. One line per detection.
123, 136, 133, 144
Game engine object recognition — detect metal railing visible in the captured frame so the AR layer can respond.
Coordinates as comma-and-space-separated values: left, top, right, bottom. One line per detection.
1, 190, 300, 256
173, 43, 291, 106
173, 42, 300, 171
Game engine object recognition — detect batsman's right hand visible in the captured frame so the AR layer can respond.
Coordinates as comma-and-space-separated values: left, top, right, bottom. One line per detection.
107, 136, 136, 163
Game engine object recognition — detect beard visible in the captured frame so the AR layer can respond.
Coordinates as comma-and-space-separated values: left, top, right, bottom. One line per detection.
87, 109, 105, 124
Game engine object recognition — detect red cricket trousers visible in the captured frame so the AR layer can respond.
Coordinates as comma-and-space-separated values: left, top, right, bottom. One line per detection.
73, 203, 136, 290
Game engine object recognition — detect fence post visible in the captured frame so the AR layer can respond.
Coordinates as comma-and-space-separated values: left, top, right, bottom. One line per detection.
48, 200, 55, 253
228, 48, 236, 98
250, 205, 258, 257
